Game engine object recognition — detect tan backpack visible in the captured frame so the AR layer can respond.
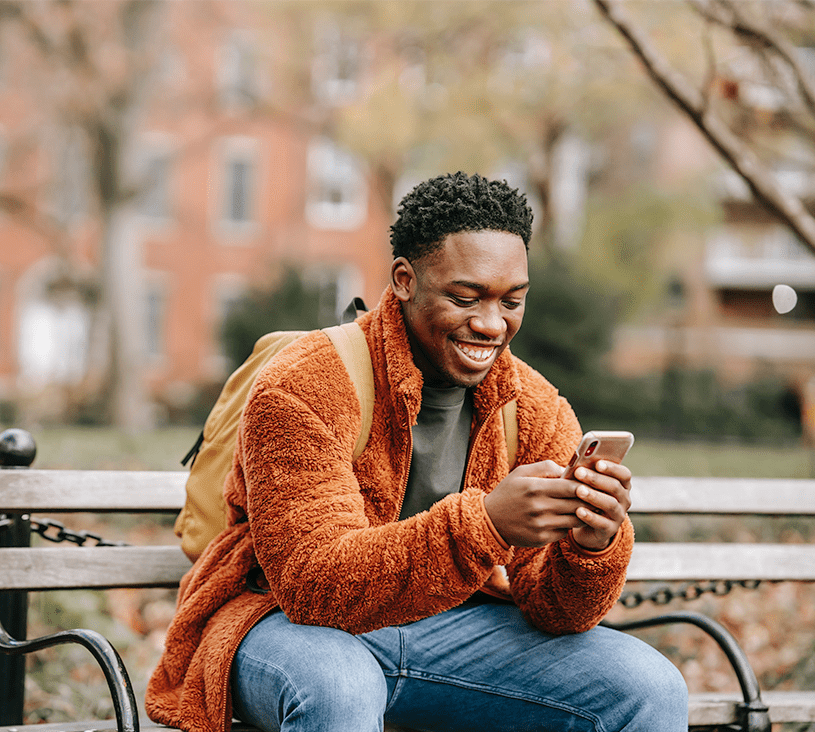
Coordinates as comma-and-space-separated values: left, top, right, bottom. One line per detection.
174, 315, 518, 563
174, 322, 375, 561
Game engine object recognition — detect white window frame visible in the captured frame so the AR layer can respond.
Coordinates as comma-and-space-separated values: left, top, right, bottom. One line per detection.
144, 273, 169, 364
311, 20, 362, 106
214, 136, 260, 240
305, 136, 367, 231
136, 133, 176, 229
217, 29, 262, 111
15, 257, 92, 388
305, 263, 365, 325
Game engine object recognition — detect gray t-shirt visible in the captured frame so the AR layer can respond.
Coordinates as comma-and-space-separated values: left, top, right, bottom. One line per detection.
398, 384, 473, 521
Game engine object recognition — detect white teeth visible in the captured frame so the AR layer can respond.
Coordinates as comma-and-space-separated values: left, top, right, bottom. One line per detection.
456, 342, 494, 362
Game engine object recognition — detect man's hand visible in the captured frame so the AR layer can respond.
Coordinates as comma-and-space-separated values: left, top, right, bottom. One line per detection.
482, 459, 631, 550
569, 460, 631, 551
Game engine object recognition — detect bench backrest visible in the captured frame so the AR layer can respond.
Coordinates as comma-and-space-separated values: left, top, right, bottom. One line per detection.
2, 471, 815, 590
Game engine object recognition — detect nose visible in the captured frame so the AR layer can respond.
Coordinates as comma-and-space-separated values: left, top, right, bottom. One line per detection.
469, 303, 506, 339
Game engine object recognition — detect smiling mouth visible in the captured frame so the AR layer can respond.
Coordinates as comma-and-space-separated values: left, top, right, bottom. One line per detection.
454, 341, 497, 364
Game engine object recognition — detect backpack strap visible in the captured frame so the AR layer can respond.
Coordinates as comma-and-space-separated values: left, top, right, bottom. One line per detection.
501, 399, 518, 469
323, 322, 374, 460
340, 297, 369, 324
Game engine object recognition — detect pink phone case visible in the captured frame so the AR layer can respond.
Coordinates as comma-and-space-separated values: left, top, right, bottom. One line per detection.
562, 430, 634, 480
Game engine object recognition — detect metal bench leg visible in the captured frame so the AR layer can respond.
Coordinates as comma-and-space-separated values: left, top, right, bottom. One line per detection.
0, 620, 140, 732
603, 610, 770, 732
0, 513, 29, 725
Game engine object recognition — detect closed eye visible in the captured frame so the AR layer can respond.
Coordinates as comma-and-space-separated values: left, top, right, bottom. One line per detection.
450, 295, 478, 306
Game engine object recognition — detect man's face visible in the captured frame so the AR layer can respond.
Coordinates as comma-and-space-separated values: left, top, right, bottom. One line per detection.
391, 229, 529, 389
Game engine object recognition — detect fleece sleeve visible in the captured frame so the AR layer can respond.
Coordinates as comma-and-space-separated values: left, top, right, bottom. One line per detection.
504, 378, 634, 634
239, 379, 512, 635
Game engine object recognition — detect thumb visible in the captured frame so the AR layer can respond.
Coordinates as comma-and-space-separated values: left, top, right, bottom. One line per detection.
512, 459, 565, 479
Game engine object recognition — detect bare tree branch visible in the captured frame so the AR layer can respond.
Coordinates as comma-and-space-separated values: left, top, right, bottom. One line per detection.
717, 0, 815, 114
593, 0, 815, 255
694, 0, 815, 118
697, 5, 718, 115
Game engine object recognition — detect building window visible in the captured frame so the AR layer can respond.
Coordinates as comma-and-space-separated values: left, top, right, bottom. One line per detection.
306, 137, 367, 231
217, 30, 260, 110
139, 152, 171, 220
18, 294, 90, 386
307, 263, 364, 325
311, 20, 362, 106
215, 137, 259, 237
51, 127, 89, 227
224, 158, 253, 223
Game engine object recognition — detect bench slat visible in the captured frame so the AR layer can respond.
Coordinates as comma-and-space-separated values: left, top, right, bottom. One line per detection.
0, 723, 259, 732
1, 691, 814, 730
630, 477, 815, 515
688, 690, 815, 725
627, 542, 815, 581
0, 546, 191, 590
2, 542, 815, 591
0, 470, 188, 512
2, 473, 815, 516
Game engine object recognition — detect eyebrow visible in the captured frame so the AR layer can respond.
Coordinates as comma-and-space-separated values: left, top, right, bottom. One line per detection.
451, 279, 530, 293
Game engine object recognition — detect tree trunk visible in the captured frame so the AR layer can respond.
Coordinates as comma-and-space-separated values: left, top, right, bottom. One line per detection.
99, 205, 150, 431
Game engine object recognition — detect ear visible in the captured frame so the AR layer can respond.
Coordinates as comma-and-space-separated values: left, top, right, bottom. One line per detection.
390, 257, 416, 302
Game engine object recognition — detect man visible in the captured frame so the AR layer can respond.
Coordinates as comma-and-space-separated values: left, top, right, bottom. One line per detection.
147, 172, 688, 731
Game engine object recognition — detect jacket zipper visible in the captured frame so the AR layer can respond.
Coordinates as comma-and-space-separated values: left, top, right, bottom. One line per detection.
394, 395, 414, 519
219, 603, 274, 732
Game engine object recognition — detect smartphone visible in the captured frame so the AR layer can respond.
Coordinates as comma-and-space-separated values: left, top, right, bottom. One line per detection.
562, 430, 634, 480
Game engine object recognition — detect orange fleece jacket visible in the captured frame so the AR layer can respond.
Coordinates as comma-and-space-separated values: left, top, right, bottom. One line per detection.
146, 288, 634, 732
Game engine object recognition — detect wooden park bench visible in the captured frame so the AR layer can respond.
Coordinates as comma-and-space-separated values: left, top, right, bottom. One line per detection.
2, 427, 815, 732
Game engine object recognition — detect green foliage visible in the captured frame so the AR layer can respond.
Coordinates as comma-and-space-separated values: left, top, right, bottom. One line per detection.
512, 252, 801, 441
220, 266, 325, 371
581, 183, 718, 319
657, 367, 802, 442
511, 252, 625, 427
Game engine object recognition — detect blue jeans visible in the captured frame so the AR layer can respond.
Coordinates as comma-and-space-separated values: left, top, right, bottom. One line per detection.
232, 598, 688, 732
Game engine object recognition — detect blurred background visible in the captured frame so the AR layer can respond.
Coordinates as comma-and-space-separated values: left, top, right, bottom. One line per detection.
0, 0, 812, 449
1, 0, 815, 724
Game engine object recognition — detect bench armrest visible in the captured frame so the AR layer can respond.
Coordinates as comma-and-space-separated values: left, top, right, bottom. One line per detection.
603, 610, 770, 732
0, 619, 139, 732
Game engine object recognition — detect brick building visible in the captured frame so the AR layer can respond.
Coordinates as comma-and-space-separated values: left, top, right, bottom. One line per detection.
0, 2, 393, 424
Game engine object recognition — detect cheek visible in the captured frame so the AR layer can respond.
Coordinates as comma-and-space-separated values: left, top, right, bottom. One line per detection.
425, 305, 465, 336
504, 312, 524, 341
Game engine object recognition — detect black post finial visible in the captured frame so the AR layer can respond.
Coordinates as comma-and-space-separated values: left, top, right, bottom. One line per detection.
0, 429, 36, 468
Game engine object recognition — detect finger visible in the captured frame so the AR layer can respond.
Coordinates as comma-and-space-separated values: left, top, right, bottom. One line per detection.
575, 505, 617, 534
575, 484, 626, 521
513, 514, 585, 547
513, 476, 586, 501
594, 460, 632, 487
573, 467, 631, 507
514, 460, 565, 479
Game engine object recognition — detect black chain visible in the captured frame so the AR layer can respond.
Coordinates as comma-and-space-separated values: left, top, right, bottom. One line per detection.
28, 516, 129, 547
0, 515, 766, 606
618, 579, 762, 608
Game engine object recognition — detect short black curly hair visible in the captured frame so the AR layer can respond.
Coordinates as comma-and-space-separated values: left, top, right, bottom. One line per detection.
390, 172, 533, 262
